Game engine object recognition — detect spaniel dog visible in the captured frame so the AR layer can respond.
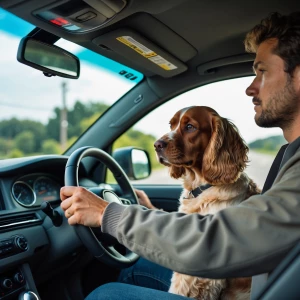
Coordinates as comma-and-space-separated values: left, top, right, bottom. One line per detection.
154, 106, 260, 300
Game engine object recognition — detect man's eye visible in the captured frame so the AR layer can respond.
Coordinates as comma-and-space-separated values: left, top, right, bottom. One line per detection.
259, 69, 265, 74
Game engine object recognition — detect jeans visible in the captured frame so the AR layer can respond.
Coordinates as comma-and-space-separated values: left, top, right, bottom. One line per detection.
85, 258, 190, 300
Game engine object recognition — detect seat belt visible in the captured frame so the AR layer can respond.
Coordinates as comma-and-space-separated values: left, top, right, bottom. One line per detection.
261, 144, 288, 194
250, 143, 288, 300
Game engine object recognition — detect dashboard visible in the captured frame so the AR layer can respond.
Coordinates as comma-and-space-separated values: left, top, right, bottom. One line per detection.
0, 155, 99, 211
0, 154, 101, 299
0, 155, 68, 212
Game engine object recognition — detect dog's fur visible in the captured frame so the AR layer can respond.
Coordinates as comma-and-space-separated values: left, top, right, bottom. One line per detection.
154, 106, 261, 300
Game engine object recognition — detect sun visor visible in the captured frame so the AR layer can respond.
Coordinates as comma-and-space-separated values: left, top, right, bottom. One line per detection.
92, 28, 188, 78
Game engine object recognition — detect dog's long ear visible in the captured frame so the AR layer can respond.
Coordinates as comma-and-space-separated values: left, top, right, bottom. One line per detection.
169, 166, 185, 179
202, 116, 249, 185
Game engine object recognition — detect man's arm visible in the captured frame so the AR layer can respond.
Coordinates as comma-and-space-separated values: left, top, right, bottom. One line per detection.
101, 155, 300, 278
61, 152, 300, 279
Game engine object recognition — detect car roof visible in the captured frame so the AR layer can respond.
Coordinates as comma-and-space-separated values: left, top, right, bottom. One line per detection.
1, 0, 298, 85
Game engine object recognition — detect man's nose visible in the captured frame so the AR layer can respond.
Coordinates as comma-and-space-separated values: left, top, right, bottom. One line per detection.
154, 140, 167, 152
245, 78, 258, 97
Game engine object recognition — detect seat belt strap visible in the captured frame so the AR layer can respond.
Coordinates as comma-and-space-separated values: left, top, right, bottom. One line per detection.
261, 144, 288, 194
250, 143, 288, 300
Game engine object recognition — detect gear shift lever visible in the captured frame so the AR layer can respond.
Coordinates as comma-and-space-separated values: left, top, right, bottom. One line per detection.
18, 291, 39, 300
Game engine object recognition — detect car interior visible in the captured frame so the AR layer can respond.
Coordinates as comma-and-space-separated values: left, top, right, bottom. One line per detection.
0, 0, 300, 299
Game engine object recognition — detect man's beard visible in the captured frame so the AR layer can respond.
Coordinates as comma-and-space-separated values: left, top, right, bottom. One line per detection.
254, 80, 297, 129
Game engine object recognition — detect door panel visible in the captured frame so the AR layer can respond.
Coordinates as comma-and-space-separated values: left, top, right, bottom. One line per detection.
133, 184, 182, 212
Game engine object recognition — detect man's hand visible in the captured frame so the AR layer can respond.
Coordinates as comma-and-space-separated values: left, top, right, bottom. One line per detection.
60, 186, 109, 227
135, 189, 158, 210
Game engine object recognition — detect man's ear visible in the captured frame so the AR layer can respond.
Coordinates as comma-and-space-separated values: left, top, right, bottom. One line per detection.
292, 66, 300, 94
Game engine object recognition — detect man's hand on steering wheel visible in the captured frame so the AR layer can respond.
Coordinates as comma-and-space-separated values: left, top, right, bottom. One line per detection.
60, 186, 109, 227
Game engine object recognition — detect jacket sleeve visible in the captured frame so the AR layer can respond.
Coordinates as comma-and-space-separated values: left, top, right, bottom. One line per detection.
101, 156, 300, 278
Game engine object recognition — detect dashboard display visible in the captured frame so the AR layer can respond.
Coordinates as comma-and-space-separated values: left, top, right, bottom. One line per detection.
12, 181, 36, 207
34, 176, 60, 202
11, 174, 61, 207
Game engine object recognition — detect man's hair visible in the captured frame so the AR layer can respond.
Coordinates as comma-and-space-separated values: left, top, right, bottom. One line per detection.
244, 12, 300, 76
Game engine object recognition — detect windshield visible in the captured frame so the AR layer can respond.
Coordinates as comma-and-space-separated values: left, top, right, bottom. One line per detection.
0, 8, 143, 159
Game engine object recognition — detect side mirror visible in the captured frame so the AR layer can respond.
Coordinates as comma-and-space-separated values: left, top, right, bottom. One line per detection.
113, 147, 151, 180
17, 37, 80, 79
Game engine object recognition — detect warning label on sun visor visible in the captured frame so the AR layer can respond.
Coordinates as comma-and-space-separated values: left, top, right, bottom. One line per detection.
116, 36, 178, 71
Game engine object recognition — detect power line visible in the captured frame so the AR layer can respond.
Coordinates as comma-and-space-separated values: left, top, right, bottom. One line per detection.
0, 101, 53, 111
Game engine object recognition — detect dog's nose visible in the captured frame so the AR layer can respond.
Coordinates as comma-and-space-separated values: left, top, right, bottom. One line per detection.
154, 140, 167, 152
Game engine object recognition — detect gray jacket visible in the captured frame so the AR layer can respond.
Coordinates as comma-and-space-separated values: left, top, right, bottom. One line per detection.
102, 146, 300, 280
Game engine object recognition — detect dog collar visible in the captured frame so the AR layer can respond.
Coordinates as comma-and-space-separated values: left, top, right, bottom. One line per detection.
186, 184, 212, 198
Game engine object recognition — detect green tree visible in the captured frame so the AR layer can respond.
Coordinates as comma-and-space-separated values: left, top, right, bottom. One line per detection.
7, 149, 24, 158
0, 118, 22, 138
15, 131, 35, 154
42, 139, 61, 154
0, 118, 46, 152
0, 137, 14, 156
46, 101, 109, 141
249, 135, 285, 154
46, 107, 61, 141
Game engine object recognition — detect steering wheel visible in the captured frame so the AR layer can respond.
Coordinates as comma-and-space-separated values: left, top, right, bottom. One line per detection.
64, 146, 140, 268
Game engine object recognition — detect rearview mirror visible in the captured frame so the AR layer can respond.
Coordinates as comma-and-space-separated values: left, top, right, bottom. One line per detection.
17, 37, 80, 79
113, 147, 151, 180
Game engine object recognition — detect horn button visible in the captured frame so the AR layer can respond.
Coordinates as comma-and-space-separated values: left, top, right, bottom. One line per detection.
103, 190, 123, 204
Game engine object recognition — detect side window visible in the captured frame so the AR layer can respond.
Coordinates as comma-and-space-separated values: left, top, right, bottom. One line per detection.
107, 77, 284, 188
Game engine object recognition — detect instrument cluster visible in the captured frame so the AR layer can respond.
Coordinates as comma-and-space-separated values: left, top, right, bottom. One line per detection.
11, 174, 61, 207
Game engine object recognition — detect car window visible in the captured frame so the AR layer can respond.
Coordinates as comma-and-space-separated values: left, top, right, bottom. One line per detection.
0, 8, 143, 159
108, 77, 284, 189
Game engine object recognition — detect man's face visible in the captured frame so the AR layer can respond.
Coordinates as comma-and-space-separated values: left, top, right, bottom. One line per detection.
245, 38, 297, 129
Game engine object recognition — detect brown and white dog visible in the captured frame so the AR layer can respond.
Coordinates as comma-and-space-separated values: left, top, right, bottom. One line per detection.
154, 106, 260, 300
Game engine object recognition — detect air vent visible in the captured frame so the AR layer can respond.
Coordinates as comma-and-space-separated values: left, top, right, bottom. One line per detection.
0, 213, 42, 232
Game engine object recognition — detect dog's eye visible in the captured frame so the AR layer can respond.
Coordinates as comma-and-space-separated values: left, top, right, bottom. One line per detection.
186, 124, 196, 131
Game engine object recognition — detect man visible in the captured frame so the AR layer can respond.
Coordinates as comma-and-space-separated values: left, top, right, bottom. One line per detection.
61, 11, 300, 299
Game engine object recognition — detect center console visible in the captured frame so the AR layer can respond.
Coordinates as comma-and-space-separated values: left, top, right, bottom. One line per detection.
0, 264, 40, 300
0, 267, 25, 299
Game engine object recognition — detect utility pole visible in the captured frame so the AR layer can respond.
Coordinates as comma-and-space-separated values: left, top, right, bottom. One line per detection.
60, 81, 68, 150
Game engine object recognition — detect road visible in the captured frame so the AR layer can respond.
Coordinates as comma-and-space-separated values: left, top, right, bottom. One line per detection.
136, 150, 275, 189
